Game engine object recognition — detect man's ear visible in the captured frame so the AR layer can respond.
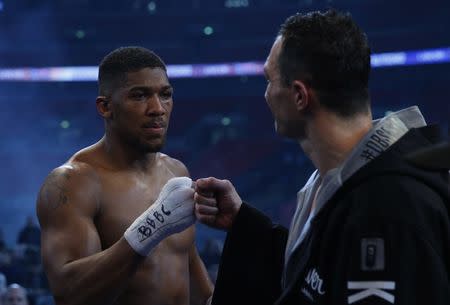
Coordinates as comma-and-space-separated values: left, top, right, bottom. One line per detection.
292, 80, 310, 112
96, 96, 112, 119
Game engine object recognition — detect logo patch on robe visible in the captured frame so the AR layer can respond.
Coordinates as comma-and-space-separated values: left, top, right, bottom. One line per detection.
361, 238, 385, 271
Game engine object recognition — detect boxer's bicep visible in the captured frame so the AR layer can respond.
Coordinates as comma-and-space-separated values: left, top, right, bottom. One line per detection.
37, 166, 101, 287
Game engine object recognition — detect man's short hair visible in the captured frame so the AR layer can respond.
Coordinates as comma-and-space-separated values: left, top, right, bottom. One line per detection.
98, 46, 166, 96
279, 9, 371, 117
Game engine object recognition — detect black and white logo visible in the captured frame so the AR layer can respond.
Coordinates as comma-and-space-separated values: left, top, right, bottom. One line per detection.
301, 268, 326, 301
305, 268, 326, 295
347, 281, 395, 304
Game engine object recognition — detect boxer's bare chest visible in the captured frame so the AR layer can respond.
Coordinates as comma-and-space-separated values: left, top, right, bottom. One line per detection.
94, 167, 194, 305
93, 163, 193, 250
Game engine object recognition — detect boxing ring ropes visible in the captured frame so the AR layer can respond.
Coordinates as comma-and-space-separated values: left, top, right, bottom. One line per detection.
0, 47, 449, 81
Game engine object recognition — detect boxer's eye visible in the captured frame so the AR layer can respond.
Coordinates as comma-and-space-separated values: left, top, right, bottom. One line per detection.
160, 90, 173, 100
129, 90, 149, 101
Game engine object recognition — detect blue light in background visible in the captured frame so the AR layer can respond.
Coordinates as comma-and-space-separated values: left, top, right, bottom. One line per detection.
0, 47, 449, 82
147, 1, 156, 13
203, 26, 214, 36
371, 47, 450, 67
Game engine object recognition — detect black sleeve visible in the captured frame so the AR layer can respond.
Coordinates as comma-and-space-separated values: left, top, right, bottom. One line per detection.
212, 202, 289, 305
332, 176, 450, 305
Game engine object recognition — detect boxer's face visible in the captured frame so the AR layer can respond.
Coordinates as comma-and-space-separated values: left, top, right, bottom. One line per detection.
109, 67, 173, 153
264, 36, 303, 139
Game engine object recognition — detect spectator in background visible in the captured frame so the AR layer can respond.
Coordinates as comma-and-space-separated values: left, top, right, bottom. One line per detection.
16, 217, 41, 270
17, 217, 40, 248
0, 273, 7, 305
3, 284, 28, 305
0, 230, 6, 251
0, 231, 12, 268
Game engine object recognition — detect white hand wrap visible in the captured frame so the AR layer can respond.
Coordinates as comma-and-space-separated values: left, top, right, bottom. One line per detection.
124, 176, 196, 256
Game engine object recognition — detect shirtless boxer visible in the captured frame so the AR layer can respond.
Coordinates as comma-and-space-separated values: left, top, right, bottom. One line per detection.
36, 46, 213, 305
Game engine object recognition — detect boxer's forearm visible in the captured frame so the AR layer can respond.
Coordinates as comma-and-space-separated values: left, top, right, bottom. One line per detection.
52, 238, 143, 305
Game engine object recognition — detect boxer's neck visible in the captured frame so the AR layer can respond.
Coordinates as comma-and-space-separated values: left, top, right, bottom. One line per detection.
299, 109, 373, 177
100, 135, 158, 171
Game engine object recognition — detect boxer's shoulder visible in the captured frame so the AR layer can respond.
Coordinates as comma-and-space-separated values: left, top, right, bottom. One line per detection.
37, 160, 101, 217
69, 143, 108, 172
51, 153, 101, 188
159, 153, 189, 177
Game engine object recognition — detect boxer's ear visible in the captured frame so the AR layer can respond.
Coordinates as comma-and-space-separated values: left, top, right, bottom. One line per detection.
292, 80, 310, 112
96, 96, 112, 119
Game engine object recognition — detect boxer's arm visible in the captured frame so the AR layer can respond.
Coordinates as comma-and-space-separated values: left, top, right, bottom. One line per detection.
188, 242, 214, 305
37, 165, 144, 305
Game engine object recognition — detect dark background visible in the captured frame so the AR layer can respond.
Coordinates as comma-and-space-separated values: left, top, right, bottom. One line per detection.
0, 0, 449, 302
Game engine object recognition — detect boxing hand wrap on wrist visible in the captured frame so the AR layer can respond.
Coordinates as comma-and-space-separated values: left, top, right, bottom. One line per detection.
124, 177, 196, 256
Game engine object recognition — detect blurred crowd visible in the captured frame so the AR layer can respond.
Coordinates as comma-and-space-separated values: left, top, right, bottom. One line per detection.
0, 217, 48, 305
